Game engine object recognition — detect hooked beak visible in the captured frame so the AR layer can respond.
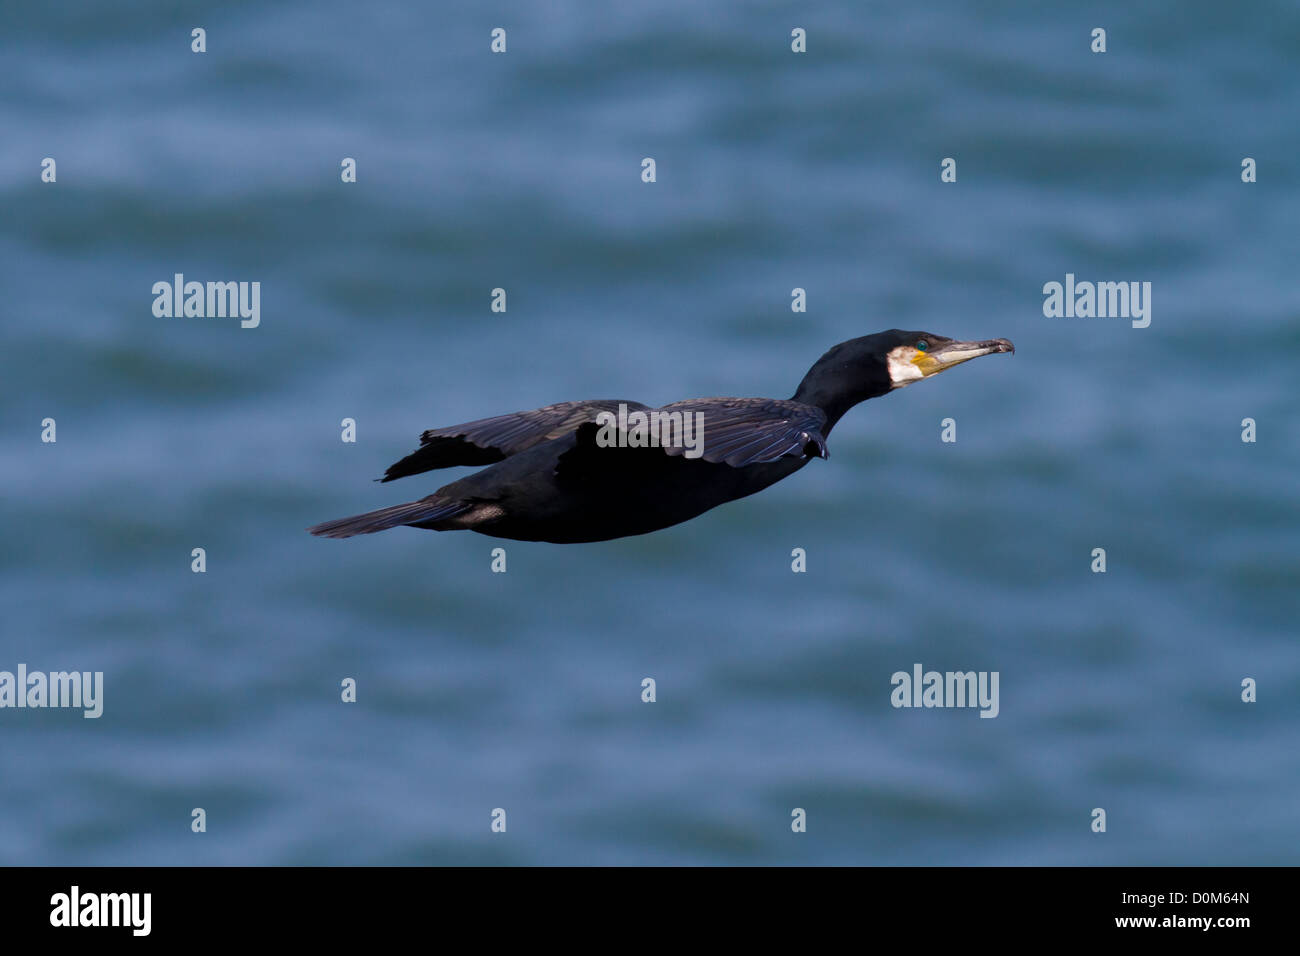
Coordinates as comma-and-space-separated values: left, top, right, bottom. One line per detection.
915, 337, 1015, 376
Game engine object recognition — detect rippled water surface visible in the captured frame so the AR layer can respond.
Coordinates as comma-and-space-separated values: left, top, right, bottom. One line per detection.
1, 1, 1297, 864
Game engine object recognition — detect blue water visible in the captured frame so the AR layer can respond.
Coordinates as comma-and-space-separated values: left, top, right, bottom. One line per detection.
1, 0, 1297, 864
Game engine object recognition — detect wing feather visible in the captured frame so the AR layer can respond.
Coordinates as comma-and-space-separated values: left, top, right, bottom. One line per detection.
381, 399, 650, 481
558, 397, 828, 472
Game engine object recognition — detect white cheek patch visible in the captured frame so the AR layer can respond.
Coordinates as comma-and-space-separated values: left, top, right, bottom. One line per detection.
886, 347, 924, 387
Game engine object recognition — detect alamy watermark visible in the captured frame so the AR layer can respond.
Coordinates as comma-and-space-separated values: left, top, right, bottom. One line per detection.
891, 663, 999, 718
1042, 273, 1151, 328
152, 274, 260, 328
594, 403, 705, 458
50, 886, 150, 936
0, 665, 103, 718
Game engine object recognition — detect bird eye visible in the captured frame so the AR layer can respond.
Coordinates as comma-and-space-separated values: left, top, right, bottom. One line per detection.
915, 340, 928, 351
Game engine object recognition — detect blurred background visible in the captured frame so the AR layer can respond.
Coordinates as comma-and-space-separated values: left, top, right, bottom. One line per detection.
1, 0, 1297, 864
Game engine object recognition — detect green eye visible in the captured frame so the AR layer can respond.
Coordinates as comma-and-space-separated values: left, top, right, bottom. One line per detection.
915, 340, 928, 351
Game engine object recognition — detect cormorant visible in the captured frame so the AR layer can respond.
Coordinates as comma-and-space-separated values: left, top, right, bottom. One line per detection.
308, 330, 1013, 543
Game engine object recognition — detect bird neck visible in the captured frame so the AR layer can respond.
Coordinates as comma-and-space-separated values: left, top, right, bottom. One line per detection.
792, 360, 892, 435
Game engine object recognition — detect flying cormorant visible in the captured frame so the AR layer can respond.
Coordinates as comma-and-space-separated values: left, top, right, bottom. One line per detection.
308, 330, 1013, 543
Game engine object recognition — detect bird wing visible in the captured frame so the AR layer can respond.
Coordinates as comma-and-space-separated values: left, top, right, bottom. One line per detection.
658, 398, 828, 465
381, 399, 651, 481
560, 397, 828, 471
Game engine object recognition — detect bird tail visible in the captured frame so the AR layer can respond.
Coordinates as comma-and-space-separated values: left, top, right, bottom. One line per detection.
307, 496, 472, 538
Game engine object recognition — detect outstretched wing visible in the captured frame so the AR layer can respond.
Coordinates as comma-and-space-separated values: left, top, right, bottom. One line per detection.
559, 397, 828, 473
381, 399, 650, 482
657, 398, 828, 466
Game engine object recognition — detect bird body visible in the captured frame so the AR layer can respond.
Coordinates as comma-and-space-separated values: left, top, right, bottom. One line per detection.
309, 330, 1013, 544
427, 428, 810, 543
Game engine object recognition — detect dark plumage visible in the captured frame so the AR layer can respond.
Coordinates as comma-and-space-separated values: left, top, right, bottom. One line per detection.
309, 330, 1013, 543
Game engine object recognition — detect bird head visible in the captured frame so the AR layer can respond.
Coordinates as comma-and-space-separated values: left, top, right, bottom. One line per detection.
879, 330, 1015, 389
793, 330, 1015, 426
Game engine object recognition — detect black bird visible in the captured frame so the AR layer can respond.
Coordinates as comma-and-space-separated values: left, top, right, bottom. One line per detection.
308, 330, 1013, 543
